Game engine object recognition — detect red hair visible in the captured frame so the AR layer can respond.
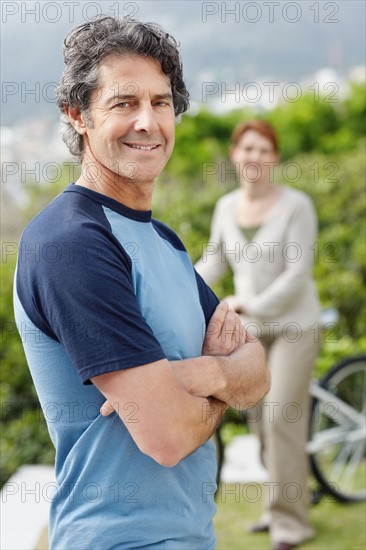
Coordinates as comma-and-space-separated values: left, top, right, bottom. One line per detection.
231, 120, 279, 153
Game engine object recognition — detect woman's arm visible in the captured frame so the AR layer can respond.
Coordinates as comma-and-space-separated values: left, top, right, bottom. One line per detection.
195, 200, 228, 285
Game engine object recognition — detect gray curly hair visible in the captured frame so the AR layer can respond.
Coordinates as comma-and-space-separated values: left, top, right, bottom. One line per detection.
55, 16, 190, 162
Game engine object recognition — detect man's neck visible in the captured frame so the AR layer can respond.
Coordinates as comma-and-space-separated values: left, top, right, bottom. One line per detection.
76, 159, 154, 211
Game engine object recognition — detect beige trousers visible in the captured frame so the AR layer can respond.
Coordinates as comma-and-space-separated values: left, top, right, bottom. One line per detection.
247, 330, 320, 545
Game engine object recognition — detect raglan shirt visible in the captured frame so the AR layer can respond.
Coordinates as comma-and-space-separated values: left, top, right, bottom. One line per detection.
14, 183, 219, 550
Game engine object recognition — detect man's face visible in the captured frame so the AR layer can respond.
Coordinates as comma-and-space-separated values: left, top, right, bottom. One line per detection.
81, 54, 176, 185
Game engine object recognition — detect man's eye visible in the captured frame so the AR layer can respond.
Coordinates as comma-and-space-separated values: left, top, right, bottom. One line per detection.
114, 102, 130, 108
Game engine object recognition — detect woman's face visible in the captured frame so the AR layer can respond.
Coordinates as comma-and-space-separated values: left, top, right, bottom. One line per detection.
230, 129, 279, 184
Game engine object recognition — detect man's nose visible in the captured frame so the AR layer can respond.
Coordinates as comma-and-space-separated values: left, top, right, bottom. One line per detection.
133, 104, 159, 133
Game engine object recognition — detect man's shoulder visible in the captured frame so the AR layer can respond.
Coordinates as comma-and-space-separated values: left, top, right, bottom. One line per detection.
21, 185, 110, 247
17, 186, 130, 286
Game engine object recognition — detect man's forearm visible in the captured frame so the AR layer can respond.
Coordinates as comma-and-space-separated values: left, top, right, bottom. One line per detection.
158, 391, 227, 465
97, 358, 228, 467
184, 395, 228, 454
171, 339, 269, 410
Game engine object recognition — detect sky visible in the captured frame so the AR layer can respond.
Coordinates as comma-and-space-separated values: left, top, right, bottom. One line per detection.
1, 0, 365, 124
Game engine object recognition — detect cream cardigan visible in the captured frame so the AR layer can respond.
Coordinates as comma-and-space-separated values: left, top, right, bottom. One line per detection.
196, 186, 321, 334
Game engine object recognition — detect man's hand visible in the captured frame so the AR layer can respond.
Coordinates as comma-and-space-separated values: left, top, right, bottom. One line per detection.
171, 301, 268, 407
202, 300, 246, 356
222, 295, 245, 314
100, 400, 116, 416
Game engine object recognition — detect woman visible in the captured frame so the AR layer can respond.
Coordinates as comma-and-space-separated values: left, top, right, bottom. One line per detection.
196, 120, 321, 550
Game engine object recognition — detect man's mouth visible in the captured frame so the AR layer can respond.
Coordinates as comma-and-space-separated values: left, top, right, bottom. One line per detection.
124, 143, 160, 151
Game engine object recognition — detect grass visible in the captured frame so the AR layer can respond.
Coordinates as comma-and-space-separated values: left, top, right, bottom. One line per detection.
35, 487, 365, 550
32, 428, 366, 549
214, 483, 366, 550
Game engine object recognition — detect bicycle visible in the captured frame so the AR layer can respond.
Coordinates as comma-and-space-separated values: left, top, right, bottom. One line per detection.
215, 353, 366, 503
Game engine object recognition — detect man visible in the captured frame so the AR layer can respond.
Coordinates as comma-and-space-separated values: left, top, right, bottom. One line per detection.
14, 16, 269, 549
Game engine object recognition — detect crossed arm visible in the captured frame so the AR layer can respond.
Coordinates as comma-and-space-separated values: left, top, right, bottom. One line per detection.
91, 302, 270, 467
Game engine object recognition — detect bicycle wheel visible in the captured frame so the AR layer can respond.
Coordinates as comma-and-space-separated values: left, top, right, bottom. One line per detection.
308, 355, 366, 502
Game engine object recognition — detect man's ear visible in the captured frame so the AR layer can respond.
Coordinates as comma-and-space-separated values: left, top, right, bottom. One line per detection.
63, 104, 88, 135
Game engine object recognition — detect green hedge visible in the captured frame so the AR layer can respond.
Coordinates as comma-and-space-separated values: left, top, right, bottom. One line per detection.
1, 83, 365, 487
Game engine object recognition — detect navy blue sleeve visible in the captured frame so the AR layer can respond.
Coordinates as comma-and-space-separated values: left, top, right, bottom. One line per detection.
16, 222, 167, 384
194, 269, 220, 328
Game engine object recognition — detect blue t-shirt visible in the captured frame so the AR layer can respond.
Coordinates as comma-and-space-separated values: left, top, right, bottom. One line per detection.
14, 183, 219, 550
